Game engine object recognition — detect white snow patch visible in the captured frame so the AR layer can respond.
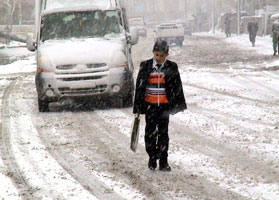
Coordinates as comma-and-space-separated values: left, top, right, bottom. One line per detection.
9, 106, 97, 199
91, 171, 146, 200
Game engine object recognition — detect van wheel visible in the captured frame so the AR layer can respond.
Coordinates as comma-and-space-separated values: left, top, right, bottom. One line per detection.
112, 96, 124, 108
123, 93, 133, 107
38, 98, 49, 112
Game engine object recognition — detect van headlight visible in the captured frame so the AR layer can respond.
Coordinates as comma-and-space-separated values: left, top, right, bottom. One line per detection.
109, 51, 128, 68
38, 56, 53, 73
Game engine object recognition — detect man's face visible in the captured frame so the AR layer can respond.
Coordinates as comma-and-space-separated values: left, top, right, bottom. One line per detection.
153, 50, 168, 65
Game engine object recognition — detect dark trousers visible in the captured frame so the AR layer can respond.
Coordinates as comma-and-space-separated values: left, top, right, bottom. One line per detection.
145, 104, 170, 161
273, 34, 279, 53
249, 33, 256, 46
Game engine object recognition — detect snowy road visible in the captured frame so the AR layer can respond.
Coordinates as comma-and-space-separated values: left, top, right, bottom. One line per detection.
1, 32, 279, 199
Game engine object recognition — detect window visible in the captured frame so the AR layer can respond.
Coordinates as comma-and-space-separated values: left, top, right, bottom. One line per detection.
41, 10, 121, 41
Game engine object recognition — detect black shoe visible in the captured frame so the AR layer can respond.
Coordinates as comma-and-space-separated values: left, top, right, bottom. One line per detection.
148, 158, 157, 171
159, 159, 171, 172
159, 164, 171, 171
274, 52, 277, 56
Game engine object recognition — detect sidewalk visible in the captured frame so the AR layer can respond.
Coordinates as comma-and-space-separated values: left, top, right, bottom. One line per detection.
0, 41, 34, 65
196, 30, 274, 55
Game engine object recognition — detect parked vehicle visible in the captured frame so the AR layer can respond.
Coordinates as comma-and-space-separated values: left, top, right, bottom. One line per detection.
182, 21, 193, 36
128, 17, 147, 37
26, 0, 138, 112
154, 23, 184, 47
176, 19, 193, 36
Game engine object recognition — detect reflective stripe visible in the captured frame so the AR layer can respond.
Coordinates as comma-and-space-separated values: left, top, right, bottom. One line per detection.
144, 71, 168, 104
145, 94, 169, 103
147, 74, 165, 84
146, 87, 166, 95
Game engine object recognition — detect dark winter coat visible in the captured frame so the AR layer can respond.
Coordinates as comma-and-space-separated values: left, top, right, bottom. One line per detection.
224, 17, 231, 34
247, 22, 258, 35
133, 58, 187, 115
247, 22, 258, 43
272, 20, 279, 41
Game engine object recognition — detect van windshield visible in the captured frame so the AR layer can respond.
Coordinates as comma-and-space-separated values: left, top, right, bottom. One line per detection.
41, 10, 121, 41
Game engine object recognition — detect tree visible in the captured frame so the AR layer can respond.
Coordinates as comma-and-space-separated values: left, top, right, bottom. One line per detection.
0, 0, 22, 44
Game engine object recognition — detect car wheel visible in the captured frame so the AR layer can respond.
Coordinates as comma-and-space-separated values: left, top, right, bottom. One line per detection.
38, 98, 49, 112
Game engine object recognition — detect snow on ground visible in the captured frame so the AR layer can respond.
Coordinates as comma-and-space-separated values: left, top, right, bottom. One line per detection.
0, 54, 35, 198
9, 113, 97, 199
0, 50, 100, 198
0, 45, 150, 199
1, 31, 279, 199
0, 158, 20, 199
197, 30, 279, 66
175, 32, 279, 199
0, 41, 33, 59
0, 56, 35, 74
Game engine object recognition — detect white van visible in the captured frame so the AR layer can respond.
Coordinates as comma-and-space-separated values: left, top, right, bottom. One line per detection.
154, 23, 184, 47
26, 0, 138, 112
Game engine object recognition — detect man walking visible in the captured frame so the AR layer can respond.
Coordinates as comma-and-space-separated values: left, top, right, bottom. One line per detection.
247, 20, 258, 47
224, 14, 231, 38
272, 17, 279, 56
133, 40, 187, 171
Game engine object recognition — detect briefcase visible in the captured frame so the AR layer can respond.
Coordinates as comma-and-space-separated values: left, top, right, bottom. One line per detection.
130, 114, 140, 152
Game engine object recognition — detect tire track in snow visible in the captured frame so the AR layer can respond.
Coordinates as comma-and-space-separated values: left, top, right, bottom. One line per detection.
30, 105, 151, 199
170, 115, 279, 199
183, 81, 277, 105
119, 109, 279, 199
190, 104, 276, 128
96, 109, 248, 200
33, 113, 126, 200
183, 81, 279, 115
0, 80, 34, 199
72, 111, 167, 200
9, 76, 98, 199
171, 111, 279, 181
237, 74, 279, 94
262, 71, 279, 81
12, 73, 153, 199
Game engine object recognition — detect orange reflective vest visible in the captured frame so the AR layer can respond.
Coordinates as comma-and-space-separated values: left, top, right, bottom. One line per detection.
144, 71, 169, 104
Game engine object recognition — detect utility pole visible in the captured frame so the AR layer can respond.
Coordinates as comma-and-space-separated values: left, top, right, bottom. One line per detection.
211, 0, 215, 33
237, 0, 241, 35
4, 0, 12, 45
184, 0, 187, 20
18, 0, 22, 25
264, 3, 268, 36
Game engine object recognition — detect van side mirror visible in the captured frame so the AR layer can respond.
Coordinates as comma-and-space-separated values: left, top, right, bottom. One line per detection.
129, 27, 139, 45
26, 33, 36, 52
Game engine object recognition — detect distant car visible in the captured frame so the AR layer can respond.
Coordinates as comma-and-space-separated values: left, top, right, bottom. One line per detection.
128, 17, 147, 37
154, 23, 184, 47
